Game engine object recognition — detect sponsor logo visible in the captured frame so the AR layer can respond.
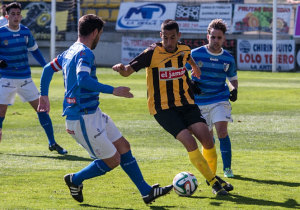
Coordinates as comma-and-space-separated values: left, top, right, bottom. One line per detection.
20, 80, 32, 87
94, 128, 104, 138
159, 67, 186, 80
239, 40, 251, 53
175, 5, 200, 21
66, 129, 75, 135
66, 97, 76, 104
2, 82, 15, 88
210, 57, 218, 62
117, 3, 166, 29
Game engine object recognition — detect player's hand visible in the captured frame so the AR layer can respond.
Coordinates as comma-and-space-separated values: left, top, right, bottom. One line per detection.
191, 65, 201, 79
190, 80, 202, 95
112, 63, 126, 72
113, 86, 134, 98
0, 60, 7, 68
229, 89, 237, 102
38, 95, 50, 113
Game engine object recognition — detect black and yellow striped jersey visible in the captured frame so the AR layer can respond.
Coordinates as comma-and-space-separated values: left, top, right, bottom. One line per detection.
129, 42, 195, 115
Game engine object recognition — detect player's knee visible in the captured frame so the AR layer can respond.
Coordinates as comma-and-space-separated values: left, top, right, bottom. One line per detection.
105, 152, 121, 169
217, 130, 228, 139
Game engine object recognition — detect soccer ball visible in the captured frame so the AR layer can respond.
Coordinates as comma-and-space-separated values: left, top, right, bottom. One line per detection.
173, 172, 198, 196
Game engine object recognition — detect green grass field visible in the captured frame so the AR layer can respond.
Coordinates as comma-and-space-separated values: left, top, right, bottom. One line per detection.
0, 68, 299, 209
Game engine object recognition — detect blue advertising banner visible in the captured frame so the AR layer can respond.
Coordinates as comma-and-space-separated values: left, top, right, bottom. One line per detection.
116, 2, 177, 31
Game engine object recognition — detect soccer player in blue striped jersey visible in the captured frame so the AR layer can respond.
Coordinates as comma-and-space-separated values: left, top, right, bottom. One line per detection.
38, 14, 173, 204
186, 19, 238, 178
0, 2, 67, 155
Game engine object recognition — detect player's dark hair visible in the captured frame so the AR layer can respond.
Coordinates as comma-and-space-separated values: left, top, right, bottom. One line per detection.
1, 4, 7, 16
207, 19, 227, 34
161, 19, 179, 33
78, 14, 105, 37
6, 2, 21, 14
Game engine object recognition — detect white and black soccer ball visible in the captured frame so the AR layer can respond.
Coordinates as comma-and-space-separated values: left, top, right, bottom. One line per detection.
173, 172, 198, 196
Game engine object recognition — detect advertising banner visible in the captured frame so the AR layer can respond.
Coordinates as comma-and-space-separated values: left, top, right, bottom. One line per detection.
181, 38, 236, 58
175, 4, 201, 33
2, 1, 71, 40
198, 3, 232, 34
237, 39, 295, 71
294, 5, 300, 38
116, 2, 177, 31
232, 4, 291, 34
121, 36, 160, 64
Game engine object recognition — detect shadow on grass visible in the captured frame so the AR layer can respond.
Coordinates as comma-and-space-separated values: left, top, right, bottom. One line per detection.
150, 206, 177, 210
0, 152, 92, 162
80, 204, 134, 209
233, 175, 300, 187
212, 194, 300, 209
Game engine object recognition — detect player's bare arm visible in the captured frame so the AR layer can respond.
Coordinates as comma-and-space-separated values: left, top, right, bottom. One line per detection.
112, 63, 135, 77
38, 95, 50, 113
187, 57, 201, 79
228, 80, 238, 91
113, 86, 134, 98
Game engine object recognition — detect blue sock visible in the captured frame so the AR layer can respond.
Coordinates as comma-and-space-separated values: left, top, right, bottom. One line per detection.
0, 117, 4, 128
219, 135, 232, 171
72, 159, 112, 186
120, 150, 152, 196
37, 112, 55, 145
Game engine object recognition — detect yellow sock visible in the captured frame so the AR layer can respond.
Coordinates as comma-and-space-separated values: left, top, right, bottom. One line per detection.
202, 145, 217, 175
188, 148, 216, 185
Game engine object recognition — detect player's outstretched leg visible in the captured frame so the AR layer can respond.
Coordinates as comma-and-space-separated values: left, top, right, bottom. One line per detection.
37, 112, 67, 154
120, 150, 173, 204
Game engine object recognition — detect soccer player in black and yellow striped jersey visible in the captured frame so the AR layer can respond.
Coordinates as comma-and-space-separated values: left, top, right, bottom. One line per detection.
113, 19, 233, 196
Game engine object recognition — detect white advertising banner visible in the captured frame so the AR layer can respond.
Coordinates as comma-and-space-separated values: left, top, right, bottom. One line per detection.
232, 4, 291, 34
198, 3, 232, 34
121, 36, 160, 64
175, 3, 232, 34
237, 39, 295, 71
116, 2, 177, 31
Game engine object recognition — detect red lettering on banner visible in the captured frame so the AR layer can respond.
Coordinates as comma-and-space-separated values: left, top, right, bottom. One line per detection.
240, 54, 261, 63
288, 55, 294, 64
264, 54, 294, 64
159, 67, 186, 80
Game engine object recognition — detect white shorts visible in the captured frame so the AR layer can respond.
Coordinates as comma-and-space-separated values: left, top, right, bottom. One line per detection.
198, 101, 233, 131
66, 108, 122, 159
0, 78, 39, 104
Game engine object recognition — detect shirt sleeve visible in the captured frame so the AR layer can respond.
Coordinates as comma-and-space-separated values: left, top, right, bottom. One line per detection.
76, 49, 93, 75
129, 46, 154, 72
227, 58, 238, 81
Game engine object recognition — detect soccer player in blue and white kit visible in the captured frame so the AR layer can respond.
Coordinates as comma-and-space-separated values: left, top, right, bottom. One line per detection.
38, 14, 173, 204
0, 2, 67, 154
186, 19, 238, 178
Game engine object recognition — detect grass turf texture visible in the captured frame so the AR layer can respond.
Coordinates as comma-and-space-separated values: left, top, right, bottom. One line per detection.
0, 68, 299, 209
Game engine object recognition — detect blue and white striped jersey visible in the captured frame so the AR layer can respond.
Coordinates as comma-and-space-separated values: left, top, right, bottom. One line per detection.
50, 42, 100, 118
186, 46, 237, 105
0, 24, 37, 79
